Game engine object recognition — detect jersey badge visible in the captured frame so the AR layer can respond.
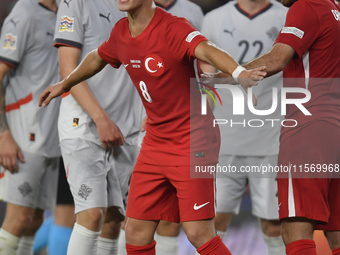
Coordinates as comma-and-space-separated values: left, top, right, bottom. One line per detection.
78, 184, 92, 200
144, 54, 164, 77
18, 182, 33, 197
3, 34, 17, 50
73, 118, 79, 127
266, 27, 280, 41
281, 27, 304, 39
186, 31, 201, 43
29, 133, 35, 141
59, 16, 75, 32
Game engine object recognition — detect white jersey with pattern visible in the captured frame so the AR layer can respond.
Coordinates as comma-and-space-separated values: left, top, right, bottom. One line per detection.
201, 0, 287, 156
54, 0, 143, 145
0, 0, 60, 157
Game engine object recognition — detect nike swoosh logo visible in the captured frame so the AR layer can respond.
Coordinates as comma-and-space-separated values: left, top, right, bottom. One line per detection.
124, 64, 129, 68
194, 202, 210, 210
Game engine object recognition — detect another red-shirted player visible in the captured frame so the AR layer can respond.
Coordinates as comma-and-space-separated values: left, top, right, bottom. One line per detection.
39, 1, 266, 254
221, 0, 340, 254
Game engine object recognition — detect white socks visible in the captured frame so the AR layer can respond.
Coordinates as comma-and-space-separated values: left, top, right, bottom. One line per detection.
0, 228, 19, 255
67, 223, 101, 255
97, 236, 118, 255
262, 234, 286, 255
154, 232, 179, 255
117, 229, 127, 255
17, 236, 34, 255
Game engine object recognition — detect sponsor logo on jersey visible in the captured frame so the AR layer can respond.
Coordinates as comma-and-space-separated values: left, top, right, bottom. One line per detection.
18, 182, 33, 197
73, 118, 79, 127
29, 133, 35, 141
193, 202, 210, 210
3, 34, 17, 50
185, 31, 201, 43
130, 60, 141, 68
78, 184, 92, 200
144, 54, 164, 77
281, 27, 304, 39
59, 16, 75, 32
266, 27, 280, 41
332, 10, 340, 21
99, 13, 111, 23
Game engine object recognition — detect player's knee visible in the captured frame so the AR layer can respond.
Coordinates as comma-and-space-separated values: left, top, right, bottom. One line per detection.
79, 208, 106, 227
185, 229, 212, 248
261, 220, 281, 237
13, 213, 33, 233
125, 221, 155, 246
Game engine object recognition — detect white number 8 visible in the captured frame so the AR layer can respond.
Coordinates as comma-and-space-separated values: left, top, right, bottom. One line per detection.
139, 81, 153, 103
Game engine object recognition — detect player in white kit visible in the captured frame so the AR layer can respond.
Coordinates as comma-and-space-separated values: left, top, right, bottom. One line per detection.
53, 0, 144, 254
0, 0, 60, 254
201, 1, 287, 254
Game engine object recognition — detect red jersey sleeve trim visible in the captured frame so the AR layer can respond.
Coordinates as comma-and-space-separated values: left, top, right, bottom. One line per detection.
0, 56, 19, 68
6, 93, 33, 113
54, 39, 83, 50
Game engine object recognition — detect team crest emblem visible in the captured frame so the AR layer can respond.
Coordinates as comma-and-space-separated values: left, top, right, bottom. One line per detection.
3, 34, 17, 50
73, 118, 79, 127
18, 182, 33, 197
78, 184, 92, 200
59, 16, 74, 32
144, 54, 164, 77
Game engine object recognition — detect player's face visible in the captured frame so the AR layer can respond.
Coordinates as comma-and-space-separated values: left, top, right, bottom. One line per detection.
117, 0, 152, 12
281, 0, 298, 7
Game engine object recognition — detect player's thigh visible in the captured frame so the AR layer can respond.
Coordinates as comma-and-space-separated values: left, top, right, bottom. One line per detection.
0, 151, 48, 209
169, 165, 216, 222
60, 139, 110, 214
126, 161, 179, 223
216, 155, 248, 214
248, 155, 279, 220
277, 121, 340, 223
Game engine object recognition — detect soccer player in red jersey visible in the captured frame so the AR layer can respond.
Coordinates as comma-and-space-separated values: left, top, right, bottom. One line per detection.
38, 0, 266, 254
219, 0, 340, 254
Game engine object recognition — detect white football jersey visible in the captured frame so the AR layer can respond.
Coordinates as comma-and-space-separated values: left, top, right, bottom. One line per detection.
155, 0, 204, 30
55, 0, 144, 145
0, 0, 60, 157
201, 0, 287, 156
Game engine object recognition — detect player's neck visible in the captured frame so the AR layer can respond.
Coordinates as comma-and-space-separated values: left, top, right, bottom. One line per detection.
154, 0, 175, 7
39, 0, 57, 12
128, 2, 156, 38
237, 0, 270, 15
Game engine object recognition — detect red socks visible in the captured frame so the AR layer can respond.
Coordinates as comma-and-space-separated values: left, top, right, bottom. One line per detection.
333, 248, 340, 255
286, 240, 317, 255
197, 236, 232, 255
126, 241, 156, 255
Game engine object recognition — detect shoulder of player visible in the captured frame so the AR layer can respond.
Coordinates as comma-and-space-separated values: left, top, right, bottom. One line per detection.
178, 0, 203, 14
269, 0, 288, 14
4, 0, 36, 28
204, 1, 231, 21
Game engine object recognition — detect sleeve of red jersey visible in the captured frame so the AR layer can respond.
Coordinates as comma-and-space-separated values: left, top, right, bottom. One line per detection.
97, 26, 121, 68
275, 1, 320, 58
165, 17, 208, 63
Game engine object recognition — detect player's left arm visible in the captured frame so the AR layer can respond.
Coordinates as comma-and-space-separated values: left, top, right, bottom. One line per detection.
39, 49, 107, 107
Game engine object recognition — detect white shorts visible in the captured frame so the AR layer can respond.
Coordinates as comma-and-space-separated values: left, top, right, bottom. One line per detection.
0, 151, 59, 210
216, 155, 279, 220
60, 138, 140, 215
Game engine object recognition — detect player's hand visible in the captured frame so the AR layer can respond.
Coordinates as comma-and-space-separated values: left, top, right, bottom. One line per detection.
39, 82, 67, 108
238, 66, 266, 106
96, 116, 125, 148
0, 130, 24, 173
141, 116, 147, 132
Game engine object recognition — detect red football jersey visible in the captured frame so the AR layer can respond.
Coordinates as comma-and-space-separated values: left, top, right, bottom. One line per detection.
275, 0, 340, 142
98, 7, 220, 166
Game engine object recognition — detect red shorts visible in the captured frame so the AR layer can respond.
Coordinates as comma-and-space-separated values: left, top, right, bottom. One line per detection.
278, 121, 340, 230
126, 161, 216, 223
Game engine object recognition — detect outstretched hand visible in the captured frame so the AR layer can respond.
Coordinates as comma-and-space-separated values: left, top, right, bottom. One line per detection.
39, 82, 67, 107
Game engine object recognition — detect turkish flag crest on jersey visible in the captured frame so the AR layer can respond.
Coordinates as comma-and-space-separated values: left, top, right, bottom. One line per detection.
144, 54, 165, 77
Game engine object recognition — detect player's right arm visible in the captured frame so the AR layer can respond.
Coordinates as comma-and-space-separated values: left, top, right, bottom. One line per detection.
0, 62, 24, 173
57, 47, 124, 147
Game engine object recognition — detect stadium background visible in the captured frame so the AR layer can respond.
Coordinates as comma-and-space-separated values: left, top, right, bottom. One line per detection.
0, 0, 333, 254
